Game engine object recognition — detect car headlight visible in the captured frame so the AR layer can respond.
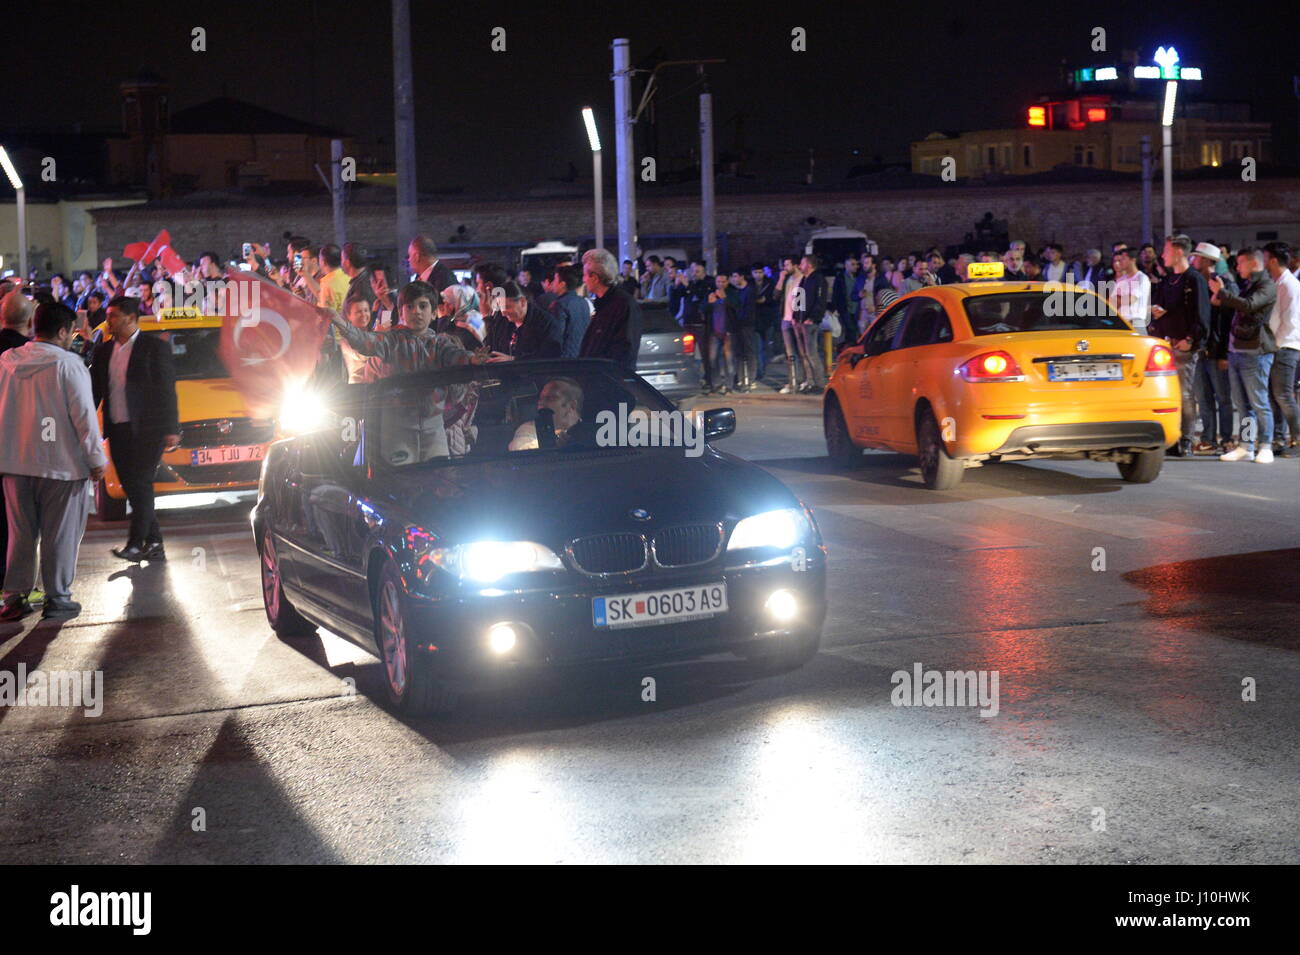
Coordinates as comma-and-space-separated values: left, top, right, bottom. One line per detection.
279, 382, 330, 435
423, 539, 564, 583
727, 507, 810, 550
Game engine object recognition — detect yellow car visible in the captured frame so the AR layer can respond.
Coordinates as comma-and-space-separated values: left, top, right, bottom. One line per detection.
95, 308, 275, 519
823, 271, 1180, 489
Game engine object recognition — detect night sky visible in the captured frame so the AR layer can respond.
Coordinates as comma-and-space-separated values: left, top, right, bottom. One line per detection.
10, 0, 1300, 193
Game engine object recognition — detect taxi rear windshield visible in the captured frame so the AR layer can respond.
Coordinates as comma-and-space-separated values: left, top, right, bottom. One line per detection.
963, 292, 1128, 335
150, 328, 230, 380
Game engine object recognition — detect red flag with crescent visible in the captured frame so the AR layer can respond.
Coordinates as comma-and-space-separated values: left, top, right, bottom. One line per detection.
123, 230, 172, 263
216, 269, 328, 416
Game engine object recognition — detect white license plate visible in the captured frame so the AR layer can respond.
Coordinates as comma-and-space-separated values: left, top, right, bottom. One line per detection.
1048, 361, 1123, 381
644, 372, 677, 386
593, 582, 727, 630
191, 444, 266, 466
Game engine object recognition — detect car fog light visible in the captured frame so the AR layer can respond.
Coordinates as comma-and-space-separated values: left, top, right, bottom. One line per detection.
488, 623, 518, 655
765, 589, 798, 622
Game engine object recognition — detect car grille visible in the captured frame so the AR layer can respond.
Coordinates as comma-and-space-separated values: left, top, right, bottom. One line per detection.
181, 417, 275, 448
569, 533, 647, 575
652, 524, 723, 567
166, 462, 263, 486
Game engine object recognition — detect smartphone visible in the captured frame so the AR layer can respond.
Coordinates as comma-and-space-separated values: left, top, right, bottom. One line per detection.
239, 263, 253, 271
293, 253, 303, 270
535, 407, 557, 448
242, 243, 253, 258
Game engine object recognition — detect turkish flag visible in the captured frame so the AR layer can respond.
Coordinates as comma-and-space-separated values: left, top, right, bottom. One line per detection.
142, 230, 172, 264
123, 230, 172, 264
217, 269, 328, 416
158, 245, 188, 276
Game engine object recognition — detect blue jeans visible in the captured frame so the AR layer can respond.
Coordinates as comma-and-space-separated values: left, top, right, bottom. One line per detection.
1269, 347, 1300, 443
1227, 351, 1274, 451
1196, 356, 1234, 445
708, 332, 732, 388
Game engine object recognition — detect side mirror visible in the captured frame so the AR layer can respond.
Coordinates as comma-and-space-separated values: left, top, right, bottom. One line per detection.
701, 407, 736, 442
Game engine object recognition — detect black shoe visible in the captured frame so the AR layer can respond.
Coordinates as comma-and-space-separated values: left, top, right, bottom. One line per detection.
112, 543, 150, 562
0, 596, 34, 622
41, 597, 81, 620
143, 542, 166, 561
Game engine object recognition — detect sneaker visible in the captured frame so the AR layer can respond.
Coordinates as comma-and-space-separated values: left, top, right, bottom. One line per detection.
1254, 447, 1274, 464
0, 595, 34, 622
1220, 446, 1255, 462
41, 597, 81, 620
1191, 442, 1218, 455
26, 588, 45, 605
778, 384, 794, 394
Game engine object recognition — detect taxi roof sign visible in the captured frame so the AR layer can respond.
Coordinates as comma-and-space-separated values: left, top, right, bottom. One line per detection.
156, 306, 204, 321
967, 262, 1005, 281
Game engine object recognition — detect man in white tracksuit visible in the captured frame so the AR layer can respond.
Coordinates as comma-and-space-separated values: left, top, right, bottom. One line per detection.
0, 303, 107, 621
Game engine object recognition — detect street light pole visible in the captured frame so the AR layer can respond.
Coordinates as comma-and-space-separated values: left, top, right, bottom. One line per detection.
392, 0, 418, 274
582, 108, 603, 251
0, 147, 25, 282
612, 38, 637, 266
699, 69, 716, 276
1161, 80, 1178, 239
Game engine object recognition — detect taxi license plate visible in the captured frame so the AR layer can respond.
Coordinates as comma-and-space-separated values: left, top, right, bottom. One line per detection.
191, 445, 266, 466
593, 582, 727, 630
1048, 361, 1123, 381
644, 372, 677, 387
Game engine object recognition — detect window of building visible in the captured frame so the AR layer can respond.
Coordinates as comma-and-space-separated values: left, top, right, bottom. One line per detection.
1022, 144, 1034, 168
1201, 141, 1223, 167
986, 145, 997, 168
1000, 143, 1012, 171
967, 145, 980, 172
1118, 144, 1139, 164
1230, 140, 1251, 160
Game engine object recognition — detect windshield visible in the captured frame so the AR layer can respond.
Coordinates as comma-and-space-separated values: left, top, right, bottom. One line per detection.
963, 292, 1129, 335
366, 361, 680, 468
150, 328, 230, 380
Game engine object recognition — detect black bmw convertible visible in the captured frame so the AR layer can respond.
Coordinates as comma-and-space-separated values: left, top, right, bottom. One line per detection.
252, 358, 827, 715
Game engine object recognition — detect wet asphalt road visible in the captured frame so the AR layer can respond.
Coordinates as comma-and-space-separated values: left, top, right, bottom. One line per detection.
1, 393, 1296, 864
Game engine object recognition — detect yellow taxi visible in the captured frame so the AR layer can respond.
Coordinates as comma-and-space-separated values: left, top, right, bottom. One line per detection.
95, 307, 275, 519
823, 264, 1181, 489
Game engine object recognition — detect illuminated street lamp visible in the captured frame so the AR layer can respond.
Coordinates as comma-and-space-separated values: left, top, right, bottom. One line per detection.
0, 146, 26, 283
582, 107, 603, 251
1161, 80, 1177, 239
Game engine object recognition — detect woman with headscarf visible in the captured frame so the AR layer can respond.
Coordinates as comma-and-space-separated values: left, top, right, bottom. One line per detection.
439, 283, 485, 346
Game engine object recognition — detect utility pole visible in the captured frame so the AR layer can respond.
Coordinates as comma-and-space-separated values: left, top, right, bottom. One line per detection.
330, 139, 346, 247
699, 68, 716, 275
612, 39, 637, 266
393, 0, 417, 274
1140, 135, 1152, 245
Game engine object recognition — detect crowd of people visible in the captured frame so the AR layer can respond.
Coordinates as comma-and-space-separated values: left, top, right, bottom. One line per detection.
614, 236, 1300, 464
0, 224, 1297, 621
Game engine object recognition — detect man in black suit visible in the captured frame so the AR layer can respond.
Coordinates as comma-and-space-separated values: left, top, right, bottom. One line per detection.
91, 296, 180, 561
408, 235, 457, 296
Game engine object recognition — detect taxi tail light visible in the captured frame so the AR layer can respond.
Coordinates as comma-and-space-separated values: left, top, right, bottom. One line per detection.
959, 351, 1024, 382
681, 332, 696, 355
1145, 345, 1176, 376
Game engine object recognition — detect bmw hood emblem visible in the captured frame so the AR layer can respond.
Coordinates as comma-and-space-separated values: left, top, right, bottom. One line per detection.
629, 507, 651, 521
